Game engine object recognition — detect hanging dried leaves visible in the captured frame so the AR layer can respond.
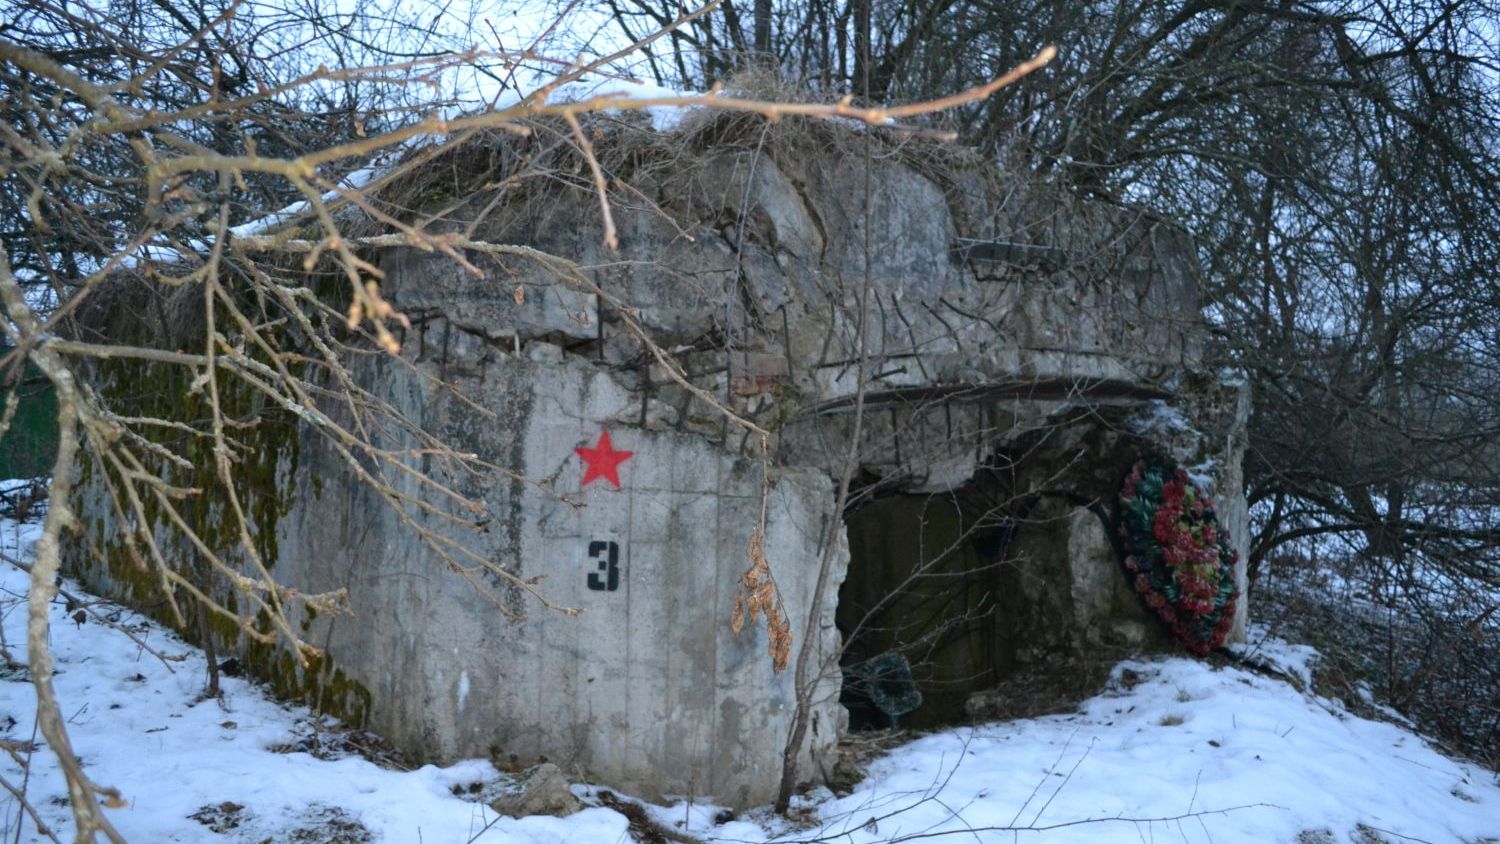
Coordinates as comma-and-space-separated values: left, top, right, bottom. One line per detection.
730, 526, 792, 672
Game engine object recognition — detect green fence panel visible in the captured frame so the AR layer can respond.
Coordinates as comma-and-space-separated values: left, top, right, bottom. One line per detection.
0, 356, 58, 480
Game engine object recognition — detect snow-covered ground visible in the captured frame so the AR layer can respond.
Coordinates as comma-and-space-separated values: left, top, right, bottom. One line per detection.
1, 514, 1496, 843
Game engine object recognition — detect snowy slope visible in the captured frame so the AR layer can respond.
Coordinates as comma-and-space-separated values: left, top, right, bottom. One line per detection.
1, 514, 1496, 843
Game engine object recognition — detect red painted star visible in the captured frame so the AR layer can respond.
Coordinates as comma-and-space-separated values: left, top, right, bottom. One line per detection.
575, 430, 634, 489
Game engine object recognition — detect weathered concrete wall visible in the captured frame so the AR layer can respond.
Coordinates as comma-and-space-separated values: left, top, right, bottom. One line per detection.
266, 345, 846, 805
67, 327, 847, 806
394, 123, 1206, 418
65, 116, 1247, 807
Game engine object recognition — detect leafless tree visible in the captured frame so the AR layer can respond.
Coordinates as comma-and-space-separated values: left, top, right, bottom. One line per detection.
607, 0, 1500, 733
602, 0, 1500, 584
0, 0, 1060, 834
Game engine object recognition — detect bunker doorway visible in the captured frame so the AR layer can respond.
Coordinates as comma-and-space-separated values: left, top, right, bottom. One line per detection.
836, 470, 1026, 731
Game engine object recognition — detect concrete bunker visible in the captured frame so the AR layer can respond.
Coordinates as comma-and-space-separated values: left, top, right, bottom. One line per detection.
65, 115, 1249, 808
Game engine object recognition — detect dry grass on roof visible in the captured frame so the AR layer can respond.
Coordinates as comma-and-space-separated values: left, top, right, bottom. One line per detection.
342, 107, 1019, 237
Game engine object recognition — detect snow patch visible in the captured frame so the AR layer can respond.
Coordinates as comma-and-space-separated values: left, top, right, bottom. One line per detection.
1233, 624, 1323, 687
1, 514, 1496, 843
1128, 398, 1192, 435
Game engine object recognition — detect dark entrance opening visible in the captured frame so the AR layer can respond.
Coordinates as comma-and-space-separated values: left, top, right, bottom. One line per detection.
834, 408, 1190, 731
836, 466, 1025, 731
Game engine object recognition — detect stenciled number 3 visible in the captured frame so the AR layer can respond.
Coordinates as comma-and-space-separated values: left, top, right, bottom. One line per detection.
587, 540, 620, 592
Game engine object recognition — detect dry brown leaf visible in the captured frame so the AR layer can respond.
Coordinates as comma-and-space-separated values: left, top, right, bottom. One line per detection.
769, 615, 792, 672
729, 527, 793, 672
729, 592, 745, 635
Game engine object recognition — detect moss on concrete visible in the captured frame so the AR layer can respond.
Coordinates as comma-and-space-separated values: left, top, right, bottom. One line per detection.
70, 293, 372, 728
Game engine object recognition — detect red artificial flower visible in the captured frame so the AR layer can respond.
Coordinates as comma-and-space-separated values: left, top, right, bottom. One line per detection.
1164, 482, 1186, 506
1119, 459, 1240, 655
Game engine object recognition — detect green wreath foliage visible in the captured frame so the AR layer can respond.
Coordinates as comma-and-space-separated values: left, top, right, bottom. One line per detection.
1118, 459, 1239, 655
